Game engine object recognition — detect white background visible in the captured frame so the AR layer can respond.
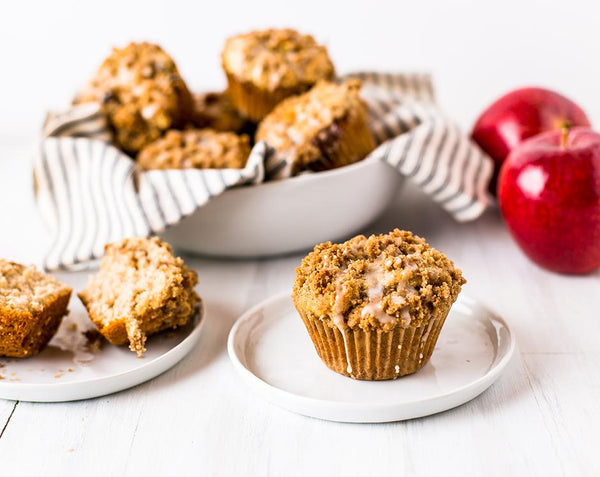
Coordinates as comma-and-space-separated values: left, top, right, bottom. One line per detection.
1, 1, 600, 475
1, 0, 599, 139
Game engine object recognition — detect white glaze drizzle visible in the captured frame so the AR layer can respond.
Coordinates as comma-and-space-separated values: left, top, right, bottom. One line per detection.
333, 279, 353, 375
331, 248, 421, 375
360, 257, 418, 327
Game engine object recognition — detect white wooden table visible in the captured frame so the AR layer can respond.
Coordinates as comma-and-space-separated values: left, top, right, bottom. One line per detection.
0, 136, 598, 476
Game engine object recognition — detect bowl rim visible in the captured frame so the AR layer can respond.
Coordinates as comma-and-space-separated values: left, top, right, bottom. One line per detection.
247, 156, 391, 192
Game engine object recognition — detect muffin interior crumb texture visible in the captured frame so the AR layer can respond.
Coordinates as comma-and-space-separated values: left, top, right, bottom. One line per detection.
293, 230, 466, 332
78, 237, 200, 357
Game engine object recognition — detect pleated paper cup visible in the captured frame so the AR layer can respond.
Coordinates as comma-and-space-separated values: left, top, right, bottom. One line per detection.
297, 308, 450, 381
310, 113, 376, 172
225, 73, 307, 122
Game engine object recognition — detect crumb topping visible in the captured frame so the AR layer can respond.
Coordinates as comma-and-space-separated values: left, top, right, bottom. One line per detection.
0, 260, 72, 313
74, 42, 192, 153
137, 129, 251, 170
222, 28, 334, 90
293, 230, 466, 331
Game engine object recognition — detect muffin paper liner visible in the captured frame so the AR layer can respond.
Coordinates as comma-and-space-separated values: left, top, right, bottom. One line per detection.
34, 73, 493, 271
297, 308, 449, 380
225, 73, 304, 122
322, 114, 376, 171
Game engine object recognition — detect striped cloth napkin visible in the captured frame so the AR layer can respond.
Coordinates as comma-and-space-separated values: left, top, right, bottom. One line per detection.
34, 73, 493, 271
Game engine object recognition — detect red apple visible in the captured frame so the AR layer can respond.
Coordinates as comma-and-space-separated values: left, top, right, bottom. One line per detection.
472, 87, 591, 193
498, 127, 600, 274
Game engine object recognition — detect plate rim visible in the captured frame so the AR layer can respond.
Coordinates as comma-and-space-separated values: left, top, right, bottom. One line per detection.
0, 302, 205, 399
227, 292, 516, 420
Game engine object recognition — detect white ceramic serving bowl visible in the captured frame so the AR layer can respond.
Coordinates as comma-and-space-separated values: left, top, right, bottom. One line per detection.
161, 159, 404, 258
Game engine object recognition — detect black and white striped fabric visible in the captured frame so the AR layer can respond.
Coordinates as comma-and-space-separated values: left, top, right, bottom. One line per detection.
34, 73, 493, 271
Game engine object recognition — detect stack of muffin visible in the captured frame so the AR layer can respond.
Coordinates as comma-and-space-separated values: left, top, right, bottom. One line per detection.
74, 29, 376, 177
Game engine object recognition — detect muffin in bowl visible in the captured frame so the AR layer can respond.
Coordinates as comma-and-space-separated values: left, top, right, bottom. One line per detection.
256, 80, 375, 178
74, 42, 193, 154
222, 28, 335, 121
191, 91, 251, 134
137, 129, 251, 170
293, 229, 465, 380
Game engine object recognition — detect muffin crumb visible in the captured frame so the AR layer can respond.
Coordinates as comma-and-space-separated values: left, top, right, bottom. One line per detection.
78, 237, 200, 357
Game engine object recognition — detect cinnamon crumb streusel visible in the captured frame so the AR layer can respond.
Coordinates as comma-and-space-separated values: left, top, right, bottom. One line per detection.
74, 42, 193, 154
137, 129, 251, 170
256, 80, 375, 177
222, 28, 335, 121
0, 260, 72, 357
78, 237, 200, 357
294, 230, 465, 331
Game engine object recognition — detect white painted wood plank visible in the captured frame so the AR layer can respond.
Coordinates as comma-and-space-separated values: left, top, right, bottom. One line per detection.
521, 353, 600, 476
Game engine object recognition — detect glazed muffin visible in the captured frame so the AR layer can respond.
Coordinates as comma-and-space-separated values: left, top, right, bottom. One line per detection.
0, 260, 72, 358
74, 42, 193, 154
222, 28, 335, 121
256, 80, 375, 177
78, 237, 200, 357
293, 230, 465, 380
191, 91, 250, 134
137, 129, 251, 170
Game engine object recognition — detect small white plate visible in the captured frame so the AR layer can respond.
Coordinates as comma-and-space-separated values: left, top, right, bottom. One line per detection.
0, 302, 204, 402
228, 293, 515, 423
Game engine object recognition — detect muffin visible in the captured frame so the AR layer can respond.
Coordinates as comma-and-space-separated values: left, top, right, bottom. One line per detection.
74, 42, 193, 154
256, 80, 375, 177
137, 129, 251, 170
293, 230, 465, 380
192, 91, 250, 134
221, 28, 335, 121
78, 237, 200, 357
0, 260, 72, 358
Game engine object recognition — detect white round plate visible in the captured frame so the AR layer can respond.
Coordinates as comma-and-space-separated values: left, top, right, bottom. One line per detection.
228, 293, 515, 423
0, 303, 204, 402
161, 159, 403, 258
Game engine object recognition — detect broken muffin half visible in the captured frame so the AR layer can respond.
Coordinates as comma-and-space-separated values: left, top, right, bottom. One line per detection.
78, 237, 200, 357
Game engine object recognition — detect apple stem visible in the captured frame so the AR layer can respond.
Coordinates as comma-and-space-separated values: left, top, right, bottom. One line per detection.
561, 122, 571, 148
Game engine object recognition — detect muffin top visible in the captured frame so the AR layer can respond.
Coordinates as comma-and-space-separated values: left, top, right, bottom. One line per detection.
293, 230, 466, 332
222, 29, 334, 91
192, 91, 248, 133
74, 42, 192, 153
256, 80, 371, 171
137, 129, 251, 170
0, 259, 72, 313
